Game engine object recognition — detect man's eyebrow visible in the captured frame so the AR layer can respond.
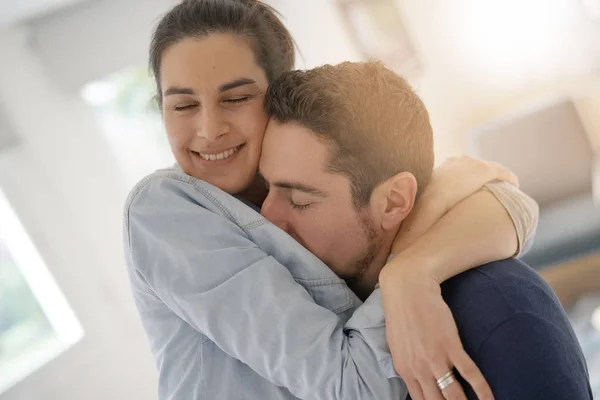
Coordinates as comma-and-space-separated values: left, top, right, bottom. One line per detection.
273, 181, 327, 197
164, 87, 195, 96
219, 78, 257, 92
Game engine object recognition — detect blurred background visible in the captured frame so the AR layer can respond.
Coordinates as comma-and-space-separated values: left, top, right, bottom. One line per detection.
0, 0, 599, 398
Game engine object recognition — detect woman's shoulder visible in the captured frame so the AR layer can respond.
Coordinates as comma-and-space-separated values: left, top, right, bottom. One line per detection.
126, 166, 193, 202
124, 166, 264, 230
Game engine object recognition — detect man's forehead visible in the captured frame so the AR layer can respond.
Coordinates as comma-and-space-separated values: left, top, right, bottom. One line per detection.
263, 120, 331, 155
261, 120, 347, 189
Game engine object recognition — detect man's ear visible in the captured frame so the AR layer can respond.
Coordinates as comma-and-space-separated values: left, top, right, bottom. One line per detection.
372, 172, 418, 231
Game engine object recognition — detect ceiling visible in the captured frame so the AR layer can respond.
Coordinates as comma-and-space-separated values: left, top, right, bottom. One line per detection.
0, 0, 91, 27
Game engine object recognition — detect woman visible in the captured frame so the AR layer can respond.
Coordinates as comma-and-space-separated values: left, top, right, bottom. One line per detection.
124, 1, 538, 399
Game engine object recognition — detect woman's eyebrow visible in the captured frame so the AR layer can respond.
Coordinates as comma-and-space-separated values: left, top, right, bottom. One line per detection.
219, 78, 257, 92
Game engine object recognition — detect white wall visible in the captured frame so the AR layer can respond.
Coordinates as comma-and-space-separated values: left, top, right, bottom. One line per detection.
27, 0, 600, 156
0, 28, 156, 400
272, 0, 600, 159
31, 0, 173, 90
401, 0, 600, 157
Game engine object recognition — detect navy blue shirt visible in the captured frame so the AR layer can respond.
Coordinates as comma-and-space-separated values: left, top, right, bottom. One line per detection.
422, 259, 593, 399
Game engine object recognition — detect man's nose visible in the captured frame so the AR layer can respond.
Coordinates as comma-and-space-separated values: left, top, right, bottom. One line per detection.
196, 107, 229, 141
261, 194, 290, 233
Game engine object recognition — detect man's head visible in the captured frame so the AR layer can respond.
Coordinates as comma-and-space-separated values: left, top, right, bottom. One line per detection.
259, 61, 434, 295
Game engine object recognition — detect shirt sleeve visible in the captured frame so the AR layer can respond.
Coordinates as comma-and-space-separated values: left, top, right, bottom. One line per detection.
124, 175, 406, 400
483, 181, 539, 256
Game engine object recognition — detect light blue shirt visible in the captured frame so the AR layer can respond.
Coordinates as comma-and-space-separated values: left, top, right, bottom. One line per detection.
123, 167, 405, 400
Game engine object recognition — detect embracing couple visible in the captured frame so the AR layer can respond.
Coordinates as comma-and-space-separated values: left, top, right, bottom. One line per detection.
123, 1, 592, 399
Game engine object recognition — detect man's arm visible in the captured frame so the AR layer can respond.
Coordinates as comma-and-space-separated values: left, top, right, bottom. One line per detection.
125, 175, 404, 400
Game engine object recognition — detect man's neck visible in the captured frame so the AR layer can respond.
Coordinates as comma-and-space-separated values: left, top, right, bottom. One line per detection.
348, 239, 394, 301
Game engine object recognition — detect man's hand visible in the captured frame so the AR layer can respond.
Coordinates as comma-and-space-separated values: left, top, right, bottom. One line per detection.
379, 259, 494, 400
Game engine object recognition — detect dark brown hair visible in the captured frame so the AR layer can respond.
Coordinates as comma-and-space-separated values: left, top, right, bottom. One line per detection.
265, 61, 434, 208
149, 0, 295, 106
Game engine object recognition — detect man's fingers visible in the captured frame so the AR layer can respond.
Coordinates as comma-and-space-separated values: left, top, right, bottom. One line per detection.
452, 349, 494, 400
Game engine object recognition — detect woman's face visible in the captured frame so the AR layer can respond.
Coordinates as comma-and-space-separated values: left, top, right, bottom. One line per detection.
159, 34, 269, 194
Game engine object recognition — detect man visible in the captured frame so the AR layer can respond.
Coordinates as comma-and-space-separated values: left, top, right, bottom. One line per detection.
259, 61, 593, 399
125, 63, 577, 399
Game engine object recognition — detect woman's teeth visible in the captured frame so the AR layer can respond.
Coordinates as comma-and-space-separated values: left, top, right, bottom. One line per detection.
198, 146, 240, 161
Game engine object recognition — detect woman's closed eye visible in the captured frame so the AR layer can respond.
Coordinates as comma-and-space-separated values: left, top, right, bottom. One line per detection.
224, 96, 251, 104
173, 104, 197, 112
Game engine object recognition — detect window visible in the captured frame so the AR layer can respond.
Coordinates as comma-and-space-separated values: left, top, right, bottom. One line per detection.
82, 66, 174, 186
0, 190, 83, 393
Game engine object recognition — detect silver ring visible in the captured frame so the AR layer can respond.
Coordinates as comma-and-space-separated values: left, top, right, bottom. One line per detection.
436, 371, 456, 391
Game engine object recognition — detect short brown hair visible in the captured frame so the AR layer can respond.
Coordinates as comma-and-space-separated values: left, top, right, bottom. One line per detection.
265, 61, 434, 207
150, 0, 295, 107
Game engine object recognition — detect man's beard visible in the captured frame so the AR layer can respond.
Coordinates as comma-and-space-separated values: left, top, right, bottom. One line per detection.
344, 208, 384, 299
